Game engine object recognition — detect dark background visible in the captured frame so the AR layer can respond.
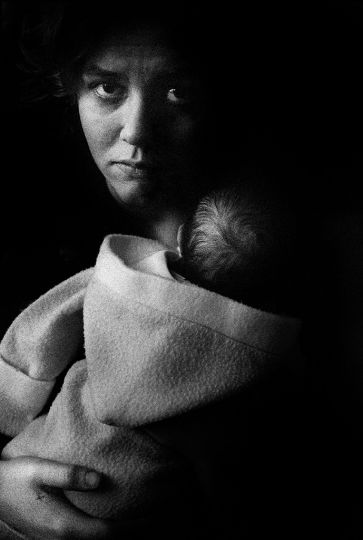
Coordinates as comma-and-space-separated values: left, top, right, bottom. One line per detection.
2, 1, 363, 538
2, 2, 363, 319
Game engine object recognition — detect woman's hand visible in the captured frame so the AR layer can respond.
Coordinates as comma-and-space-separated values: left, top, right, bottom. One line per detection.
0, 456, 113, 539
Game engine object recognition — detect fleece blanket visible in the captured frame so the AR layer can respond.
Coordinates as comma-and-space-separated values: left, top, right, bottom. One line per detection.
0, 234, 301, 523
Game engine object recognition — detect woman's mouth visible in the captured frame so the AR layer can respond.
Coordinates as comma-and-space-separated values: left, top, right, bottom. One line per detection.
112, 160, 157, 181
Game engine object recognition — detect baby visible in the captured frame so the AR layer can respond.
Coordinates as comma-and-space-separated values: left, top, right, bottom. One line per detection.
175, 177, 299, 315
0, 178, 302, 536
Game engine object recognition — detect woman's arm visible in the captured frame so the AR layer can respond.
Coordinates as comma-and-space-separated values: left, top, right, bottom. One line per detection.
0, 456, 113, 540
0, 269, 93, 437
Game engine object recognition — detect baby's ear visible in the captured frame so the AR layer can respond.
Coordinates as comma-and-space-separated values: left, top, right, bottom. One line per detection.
176, 224, 184, 256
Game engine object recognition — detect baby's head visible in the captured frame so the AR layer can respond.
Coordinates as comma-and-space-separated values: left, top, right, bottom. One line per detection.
178, 177, 300, 315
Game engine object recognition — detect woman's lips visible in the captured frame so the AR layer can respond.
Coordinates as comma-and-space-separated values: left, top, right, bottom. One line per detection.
112, 161, 157, 181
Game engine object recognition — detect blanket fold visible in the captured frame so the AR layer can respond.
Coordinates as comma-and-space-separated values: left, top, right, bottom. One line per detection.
0, 268, 92, 436
87, 235, 301, 427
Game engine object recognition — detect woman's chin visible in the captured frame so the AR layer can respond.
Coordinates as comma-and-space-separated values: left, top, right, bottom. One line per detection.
106, 179, 163, 216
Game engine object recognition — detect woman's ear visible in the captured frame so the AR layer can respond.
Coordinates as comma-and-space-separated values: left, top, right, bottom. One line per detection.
176, 224, 184, 256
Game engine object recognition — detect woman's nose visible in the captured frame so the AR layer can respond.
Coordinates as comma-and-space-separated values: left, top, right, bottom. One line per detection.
120, 92, 152, 147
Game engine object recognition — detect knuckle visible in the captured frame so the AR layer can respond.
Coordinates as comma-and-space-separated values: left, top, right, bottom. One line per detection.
63, 465, 79, 487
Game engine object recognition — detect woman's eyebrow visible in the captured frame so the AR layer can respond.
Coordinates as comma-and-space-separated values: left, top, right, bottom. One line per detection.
82, 63, 196, 83
82, 64, 123, 77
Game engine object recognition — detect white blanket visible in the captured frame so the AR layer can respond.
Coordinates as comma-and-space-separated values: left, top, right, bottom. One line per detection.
0, 234, 301, 520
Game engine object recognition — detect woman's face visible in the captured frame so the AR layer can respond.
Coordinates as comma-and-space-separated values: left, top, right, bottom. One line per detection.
77, 28, 203, 217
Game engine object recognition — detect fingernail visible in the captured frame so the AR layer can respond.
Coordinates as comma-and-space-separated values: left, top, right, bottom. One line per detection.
85, 471, 100, 487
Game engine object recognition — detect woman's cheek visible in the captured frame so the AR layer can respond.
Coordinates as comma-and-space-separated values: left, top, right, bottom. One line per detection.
79, 109, 115, 161
172, 114, 197, 144
79, 95, 109, 136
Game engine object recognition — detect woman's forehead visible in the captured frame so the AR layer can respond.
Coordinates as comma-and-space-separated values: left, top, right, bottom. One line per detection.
85, 29, 184, 75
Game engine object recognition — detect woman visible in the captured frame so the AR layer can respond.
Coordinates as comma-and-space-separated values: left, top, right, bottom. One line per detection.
0, 3, 253, 538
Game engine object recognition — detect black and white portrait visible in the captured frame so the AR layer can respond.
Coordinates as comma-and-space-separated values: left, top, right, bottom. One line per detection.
1, 2, 363, 538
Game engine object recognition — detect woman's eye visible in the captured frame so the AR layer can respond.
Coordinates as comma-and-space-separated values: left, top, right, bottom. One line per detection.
167, 87, 192, 105
94, 82, 126, 101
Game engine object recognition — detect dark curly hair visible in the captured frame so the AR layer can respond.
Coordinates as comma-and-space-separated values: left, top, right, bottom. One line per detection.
8, 0, 215, 104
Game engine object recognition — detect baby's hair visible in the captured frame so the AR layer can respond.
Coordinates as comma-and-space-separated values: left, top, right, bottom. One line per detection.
180, 177, 300, 314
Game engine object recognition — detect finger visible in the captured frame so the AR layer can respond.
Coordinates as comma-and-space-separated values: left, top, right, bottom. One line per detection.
19, 457, 102, 491
33, 494, 112, 540
48, 499, 111, 540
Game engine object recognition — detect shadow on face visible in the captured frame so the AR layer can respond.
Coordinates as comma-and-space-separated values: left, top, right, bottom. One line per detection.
77, 25, 207, 220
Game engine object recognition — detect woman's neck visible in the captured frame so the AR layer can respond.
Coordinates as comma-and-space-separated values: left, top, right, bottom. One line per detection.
146, 211, 185, 249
